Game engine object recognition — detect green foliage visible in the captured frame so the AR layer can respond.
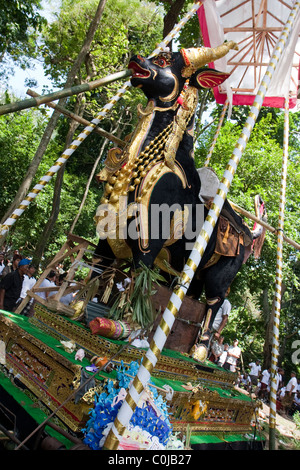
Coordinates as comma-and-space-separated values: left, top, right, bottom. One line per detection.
0, 0, 47, 78
109, 262, 166, 328
41, 0, 163, 86
293, 411, 300, 430
0, 109, 48, 214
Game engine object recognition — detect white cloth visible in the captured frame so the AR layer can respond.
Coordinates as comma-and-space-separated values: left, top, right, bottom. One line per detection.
20, 275, 36, 299
294, 394, 300, 405
38, 279, 56, 299
275, 372, 282, 391
261, 369, 270, 385
212, 298, 231, 331
286, 376, 298, 393
249, 362, 261, 377
218, 349, 227, 366
280, 387, 286, 398
60, 292, 75, 305
226, 345, 241, 367
202, 0, 300, 105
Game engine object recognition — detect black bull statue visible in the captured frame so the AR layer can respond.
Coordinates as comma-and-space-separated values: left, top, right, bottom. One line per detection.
93, 41, 266, 358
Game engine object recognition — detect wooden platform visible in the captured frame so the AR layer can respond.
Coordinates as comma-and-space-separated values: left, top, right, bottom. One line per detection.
0, 306, 258, 439
0, 234, 262, 449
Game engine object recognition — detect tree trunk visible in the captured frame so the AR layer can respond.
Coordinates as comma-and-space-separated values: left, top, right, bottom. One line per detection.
0, 0, 108, 242
162, 0, 186, 38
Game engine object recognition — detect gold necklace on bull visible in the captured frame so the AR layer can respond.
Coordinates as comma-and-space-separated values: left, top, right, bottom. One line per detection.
100, 80, 198, 207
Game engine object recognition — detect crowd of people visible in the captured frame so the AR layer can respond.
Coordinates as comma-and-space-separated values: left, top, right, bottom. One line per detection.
206, 296, 300, 420
209, 332, 300, 418
237, 364, 300, 418
0, 249, 73, 316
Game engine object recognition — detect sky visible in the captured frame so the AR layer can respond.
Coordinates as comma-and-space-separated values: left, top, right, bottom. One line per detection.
6, 0, 62, 98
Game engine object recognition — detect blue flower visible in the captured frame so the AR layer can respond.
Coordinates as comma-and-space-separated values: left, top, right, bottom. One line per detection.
82, 361, 172, 449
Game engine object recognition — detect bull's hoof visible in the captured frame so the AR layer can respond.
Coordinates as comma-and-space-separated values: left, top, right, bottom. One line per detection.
192, 344, 208, 362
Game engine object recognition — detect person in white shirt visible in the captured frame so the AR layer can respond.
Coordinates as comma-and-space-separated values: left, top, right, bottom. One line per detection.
211, 297, 231, 338
258, 368, 270, 401
292, 391, 300, 414
286, 371, 298, 395
48, 272, 77, 306
248, 360, 261, 385
17, 264, 37, 316
282, 372, 298, 415
218, 343, 229, 367
224, 339, 241, 372
0, 253, 6, 276
20, 265, 37, 299
38, 270, 57, 300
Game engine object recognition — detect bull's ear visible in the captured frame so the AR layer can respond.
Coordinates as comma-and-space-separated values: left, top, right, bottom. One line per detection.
189, 67, 230, 89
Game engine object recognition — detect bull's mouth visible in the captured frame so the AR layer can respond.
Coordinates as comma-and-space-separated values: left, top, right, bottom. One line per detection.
128, 61, 151, 79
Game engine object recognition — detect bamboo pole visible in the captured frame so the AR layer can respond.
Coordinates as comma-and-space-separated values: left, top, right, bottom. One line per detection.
26, 89, 126, 147
0, 69, 132, 116
269, 98, 290, 450
229, 200, 300, 251
103, 1, 300, 450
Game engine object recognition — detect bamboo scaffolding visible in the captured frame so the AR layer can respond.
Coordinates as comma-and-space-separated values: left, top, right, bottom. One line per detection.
103, 1, 300, 451
0, 69, 132, 116
25, 91, 300, 252
26, 89, 126, 147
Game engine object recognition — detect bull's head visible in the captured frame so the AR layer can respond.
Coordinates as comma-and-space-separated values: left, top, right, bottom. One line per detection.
128, 41, 238, 107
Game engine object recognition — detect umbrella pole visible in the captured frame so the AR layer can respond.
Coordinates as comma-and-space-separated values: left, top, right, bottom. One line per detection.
269, 97, 290, 450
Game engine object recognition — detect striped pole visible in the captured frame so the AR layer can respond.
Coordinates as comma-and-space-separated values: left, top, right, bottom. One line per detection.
103, 1, 300, 450
0, 81, 131, 240
204, 99, 228, 167
0, 1, 203, 241
269, 97, 290, 450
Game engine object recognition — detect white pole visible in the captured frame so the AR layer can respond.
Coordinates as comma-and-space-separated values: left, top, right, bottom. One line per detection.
269, 96, 290, 450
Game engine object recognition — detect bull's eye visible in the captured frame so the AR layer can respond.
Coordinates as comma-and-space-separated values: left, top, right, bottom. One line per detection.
159, 58, 166, 66
153, 54, 171, 68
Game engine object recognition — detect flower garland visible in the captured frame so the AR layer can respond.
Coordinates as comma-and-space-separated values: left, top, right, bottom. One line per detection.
82, 361, 174, 450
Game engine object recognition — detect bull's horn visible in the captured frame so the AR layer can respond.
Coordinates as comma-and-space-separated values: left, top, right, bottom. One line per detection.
180, 41, 238, 77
